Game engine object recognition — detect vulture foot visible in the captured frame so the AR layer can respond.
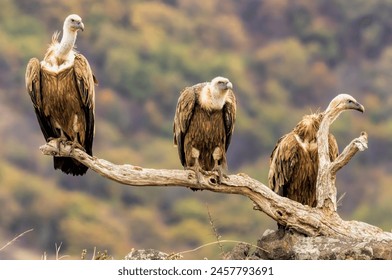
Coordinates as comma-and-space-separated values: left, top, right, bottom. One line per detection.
212, 164, 228, 184
186, 164, 207, 186
186, 149, 208, 191
190, 148, 207, 179
48, 137, 67, 152
67, 140, 86, 153
212, 147, 227, 184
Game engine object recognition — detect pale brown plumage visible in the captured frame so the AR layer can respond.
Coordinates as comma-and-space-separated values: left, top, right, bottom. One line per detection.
25, 14, 96, 176
269, 94, 364, 207
173, 77, 236, 183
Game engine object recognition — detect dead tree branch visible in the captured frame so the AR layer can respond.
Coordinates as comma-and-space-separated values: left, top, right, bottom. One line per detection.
40, 139, 392, 241
316, 110, 368, 211
330, 132, 368, 175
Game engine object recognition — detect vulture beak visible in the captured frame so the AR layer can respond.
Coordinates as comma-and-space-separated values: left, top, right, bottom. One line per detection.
78, 21, 85, 31
349, 101, 365, 113
226, 81, 233, 90
346, 100, 365, 113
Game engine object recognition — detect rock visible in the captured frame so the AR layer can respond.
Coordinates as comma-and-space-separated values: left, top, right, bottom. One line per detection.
124, 249, 170, 260
223, 242, 259, 260
227, 229, 392, 260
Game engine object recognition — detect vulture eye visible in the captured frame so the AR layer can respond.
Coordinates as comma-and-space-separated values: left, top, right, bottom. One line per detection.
71, 19, 75, 22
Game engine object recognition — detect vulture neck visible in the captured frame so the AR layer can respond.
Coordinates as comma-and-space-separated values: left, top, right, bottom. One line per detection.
56, 28, 77, 62
199, 85, 227, 111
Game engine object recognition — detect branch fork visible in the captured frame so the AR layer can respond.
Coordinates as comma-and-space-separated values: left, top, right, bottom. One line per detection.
316, 111, 368, 210
39, 134, 391, 240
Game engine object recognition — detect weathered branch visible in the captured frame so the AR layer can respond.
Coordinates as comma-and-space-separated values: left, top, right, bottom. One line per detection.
316, 112, 368, 210
330, 131, 368, 175
39, 140, 391, 241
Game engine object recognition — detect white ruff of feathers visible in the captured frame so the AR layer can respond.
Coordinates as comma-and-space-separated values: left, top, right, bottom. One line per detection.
199, 83, 228, 111
41, 23, 78, 72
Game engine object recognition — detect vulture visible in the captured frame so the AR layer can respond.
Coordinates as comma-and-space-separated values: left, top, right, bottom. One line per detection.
173, 77, 236, 183
25, 14, 96, 176
269, 94, 364, 207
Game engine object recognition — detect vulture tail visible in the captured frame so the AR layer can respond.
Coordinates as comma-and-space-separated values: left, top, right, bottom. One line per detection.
53, 157, 88, 176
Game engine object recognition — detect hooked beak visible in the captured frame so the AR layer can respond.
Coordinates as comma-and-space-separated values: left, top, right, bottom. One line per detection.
351, 101, 365, 113
226, 82, 233, 90
78, 21, 85, 31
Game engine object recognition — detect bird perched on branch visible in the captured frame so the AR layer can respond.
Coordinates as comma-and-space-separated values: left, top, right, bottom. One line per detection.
25, 14, 97, 176
173, 77, 236, 184
269, 94, 364, 207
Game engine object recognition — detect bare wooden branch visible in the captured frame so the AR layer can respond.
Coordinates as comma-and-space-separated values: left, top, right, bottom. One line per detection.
39, 140, 391, 241
330, 131, 368, 175
316, 113, 368, 210
316, 113, 335, 210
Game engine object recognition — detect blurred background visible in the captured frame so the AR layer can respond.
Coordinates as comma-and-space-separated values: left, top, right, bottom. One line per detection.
0, 0, 392, 259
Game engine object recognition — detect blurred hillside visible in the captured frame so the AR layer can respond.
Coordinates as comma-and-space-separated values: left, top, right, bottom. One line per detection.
0, 0, 392, 259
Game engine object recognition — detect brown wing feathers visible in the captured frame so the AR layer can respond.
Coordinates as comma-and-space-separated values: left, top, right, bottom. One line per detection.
173, 83, 200, 167
223, 91, 236, 151
269, 113, 340, 207
74, 54, 96, 156
26, 58, 57, 141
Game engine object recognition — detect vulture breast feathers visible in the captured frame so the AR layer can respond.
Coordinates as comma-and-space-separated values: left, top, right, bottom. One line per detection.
268, 94, 364, 207
25, 14, 96, 176
173, 77, 236, 182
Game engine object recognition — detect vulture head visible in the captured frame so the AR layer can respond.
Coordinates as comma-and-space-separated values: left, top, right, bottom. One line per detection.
64, 14, 85, 32
211, 76, 233, 95
325, 94, 364, 123
210, 76, 233, 101
201, 76, 233, 110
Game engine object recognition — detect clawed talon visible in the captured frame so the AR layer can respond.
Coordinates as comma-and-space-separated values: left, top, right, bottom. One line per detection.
186, 168, 203, 191
186, 146, 229, 189
185, 166, 207, 184
212, 166, 228, 184
211, 147, 228, 184
187, 147, 207, 188
47, 137, 67, 152
67, 140, 86, 153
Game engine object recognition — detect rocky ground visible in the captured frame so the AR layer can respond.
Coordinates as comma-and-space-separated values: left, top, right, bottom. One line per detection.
225, 229, 392, 260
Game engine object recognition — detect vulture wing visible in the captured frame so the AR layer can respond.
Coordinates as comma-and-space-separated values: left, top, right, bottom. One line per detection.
25, 57, 56, 141
173, 83, 205, 166
268, 133, 302, 196
73, 53, 96, 156
223, 90, 236, 151
269, 130, 339, 205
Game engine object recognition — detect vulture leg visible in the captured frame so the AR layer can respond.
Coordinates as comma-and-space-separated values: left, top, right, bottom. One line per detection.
68, 134, 85, 153
67, 114, 86, 153
212, 147, 227, 183
186, 147, 207, 187
48, 129, 68, 152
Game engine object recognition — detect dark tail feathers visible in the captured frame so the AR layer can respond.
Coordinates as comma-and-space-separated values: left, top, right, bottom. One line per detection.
53, 157, 88, 176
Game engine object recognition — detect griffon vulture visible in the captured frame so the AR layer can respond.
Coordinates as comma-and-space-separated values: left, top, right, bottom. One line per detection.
173, 77, 236, 183
269, 94, 364, 207
25, 14, 96, 176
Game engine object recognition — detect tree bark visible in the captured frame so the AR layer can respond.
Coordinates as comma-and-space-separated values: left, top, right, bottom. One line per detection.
316, 110, 368, 211
39, 138, 392, 242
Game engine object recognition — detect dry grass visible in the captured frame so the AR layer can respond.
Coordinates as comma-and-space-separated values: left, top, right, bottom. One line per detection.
0, 228, 34, 252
